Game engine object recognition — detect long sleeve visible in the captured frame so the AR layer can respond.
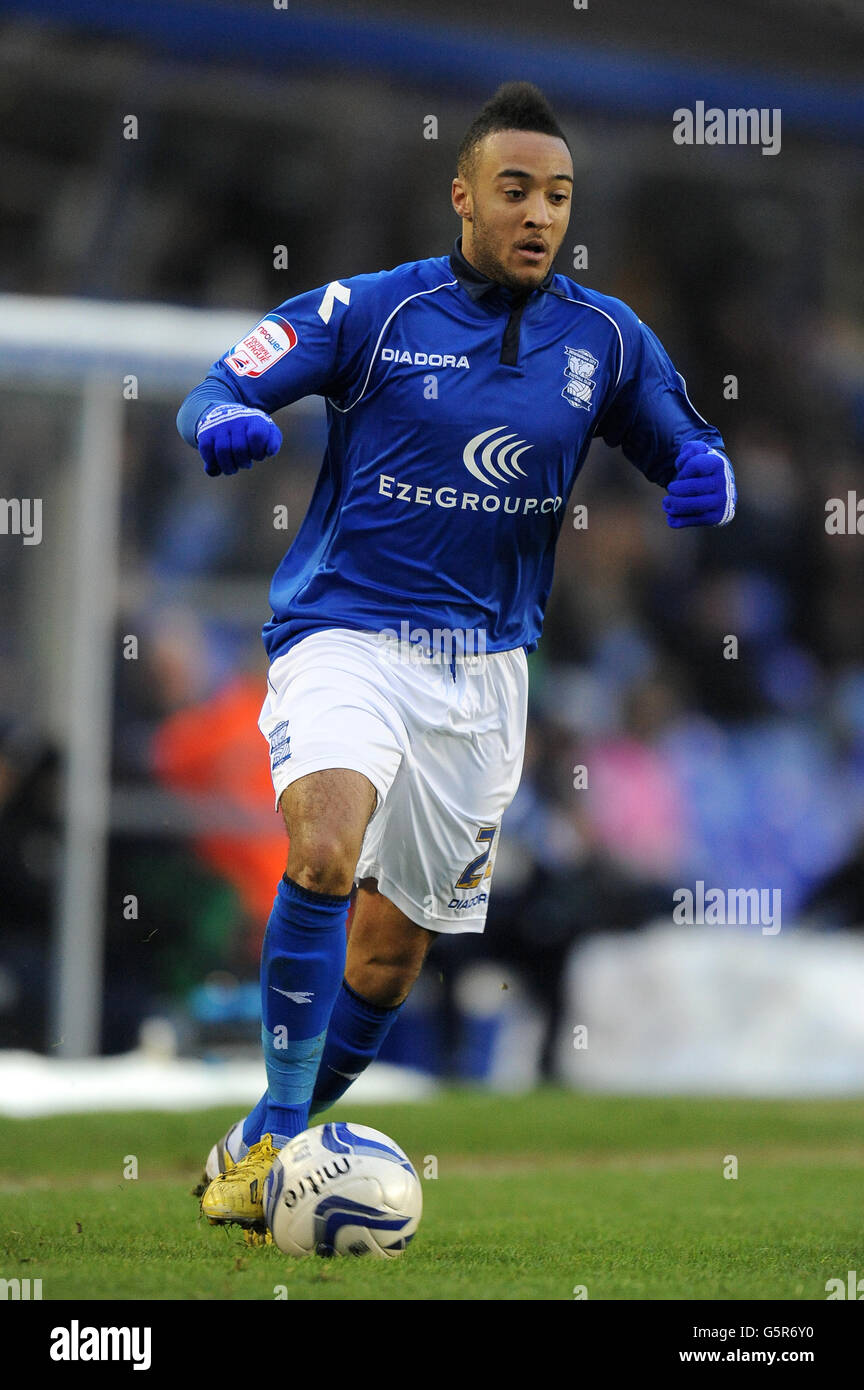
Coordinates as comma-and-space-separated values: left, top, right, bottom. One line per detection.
595, 317, 726, 488
176, 375, 245, 447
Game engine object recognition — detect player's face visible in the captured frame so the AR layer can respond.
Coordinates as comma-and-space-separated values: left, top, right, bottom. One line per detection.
452, 129, 573, 292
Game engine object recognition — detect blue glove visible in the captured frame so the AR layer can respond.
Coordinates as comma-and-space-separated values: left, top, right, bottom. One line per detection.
663, 440, 736, 528
196, 403, 282, 477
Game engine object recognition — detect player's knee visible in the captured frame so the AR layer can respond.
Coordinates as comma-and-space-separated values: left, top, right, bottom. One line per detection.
287, 834, 357, 896
348, 953, 423, 1009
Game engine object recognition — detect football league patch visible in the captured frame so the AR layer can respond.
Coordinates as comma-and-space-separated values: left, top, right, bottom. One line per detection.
225, 314, 297, 377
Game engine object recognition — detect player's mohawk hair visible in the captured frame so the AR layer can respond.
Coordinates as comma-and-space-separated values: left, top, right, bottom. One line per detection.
456, 81, 569, 182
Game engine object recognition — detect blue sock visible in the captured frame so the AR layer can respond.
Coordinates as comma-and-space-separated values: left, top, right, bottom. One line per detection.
310, 979, 404, 1118
241, 1091, 268, 1148
261, 873, 349, 1144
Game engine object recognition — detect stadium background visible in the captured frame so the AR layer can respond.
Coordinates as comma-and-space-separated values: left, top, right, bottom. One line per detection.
0, 0, 863, 1103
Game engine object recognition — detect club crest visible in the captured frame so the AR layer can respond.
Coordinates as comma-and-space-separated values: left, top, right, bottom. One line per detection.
562, 346, 599, 410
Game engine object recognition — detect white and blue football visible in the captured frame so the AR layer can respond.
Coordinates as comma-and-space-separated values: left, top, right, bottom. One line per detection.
263, 1122, 422, 1258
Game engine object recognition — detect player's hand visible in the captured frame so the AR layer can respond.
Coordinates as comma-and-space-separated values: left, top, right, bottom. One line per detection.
196, 404, 282, 477
663, 440, 736, 528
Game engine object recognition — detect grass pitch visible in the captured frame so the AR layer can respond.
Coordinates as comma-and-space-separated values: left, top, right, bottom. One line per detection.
1, 1089, 862, 1301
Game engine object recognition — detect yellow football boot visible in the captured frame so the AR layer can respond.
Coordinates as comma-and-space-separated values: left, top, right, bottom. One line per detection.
191, 1119, 247, 1198
200, 1133, 279, 1230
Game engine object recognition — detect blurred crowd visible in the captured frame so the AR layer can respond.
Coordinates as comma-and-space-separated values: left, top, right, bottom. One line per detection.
1, 15, 863, 1066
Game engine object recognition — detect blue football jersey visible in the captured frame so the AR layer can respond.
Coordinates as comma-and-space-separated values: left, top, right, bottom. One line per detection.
178, 240, 728, 660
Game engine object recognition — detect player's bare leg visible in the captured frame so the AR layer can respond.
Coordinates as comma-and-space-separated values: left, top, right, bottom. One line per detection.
281, 768, 377, 895
346, 878, 436, 1007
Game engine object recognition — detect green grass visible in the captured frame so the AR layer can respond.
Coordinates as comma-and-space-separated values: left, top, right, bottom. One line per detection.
1, 1089, 862, 1300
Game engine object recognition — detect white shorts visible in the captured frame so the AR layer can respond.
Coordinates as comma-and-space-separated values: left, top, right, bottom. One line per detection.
258, 627, 529, 933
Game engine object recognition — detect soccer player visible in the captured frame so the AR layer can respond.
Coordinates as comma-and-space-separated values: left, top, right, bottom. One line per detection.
177, 82, 736, 1238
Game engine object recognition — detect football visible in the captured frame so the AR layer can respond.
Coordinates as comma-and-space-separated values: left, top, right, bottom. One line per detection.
263, 1121, 422, 1258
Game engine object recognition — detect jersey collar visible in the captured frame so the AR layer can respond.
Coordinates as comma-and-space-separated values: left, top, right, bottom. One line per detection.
449, 237, 556, 303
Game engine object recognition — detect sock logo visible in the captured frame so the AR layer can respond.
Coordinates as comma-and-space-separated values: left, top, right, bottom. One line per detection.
270, 987, 315, 1004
